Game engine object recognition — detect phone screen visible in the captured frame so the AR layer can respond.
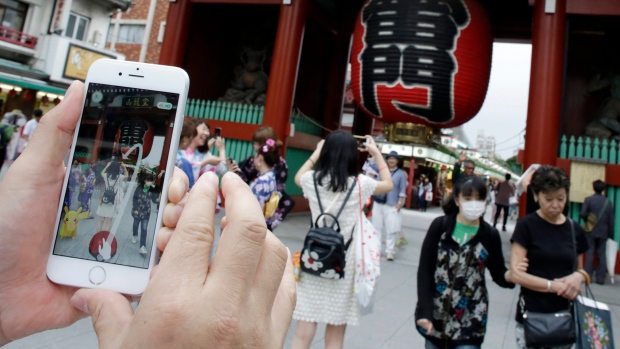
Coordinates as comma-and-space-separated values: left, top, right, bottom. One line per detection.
52, 82, 179, 269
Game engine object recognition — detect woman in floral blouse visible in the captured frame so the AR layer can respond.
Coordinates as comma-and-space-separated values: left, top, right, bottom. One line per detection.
238, 127, 293, 230
249, 138, 282, 229
416, 176, 522, 349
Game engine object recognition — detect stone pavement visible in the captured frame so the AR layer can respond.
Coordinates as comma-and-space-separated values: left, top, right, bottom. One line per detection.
5, 206, 620, 349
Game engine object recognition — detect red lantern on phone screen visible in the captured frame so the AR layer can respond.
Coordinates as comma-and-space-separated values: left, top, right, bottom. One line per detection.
350, 0, 492, 128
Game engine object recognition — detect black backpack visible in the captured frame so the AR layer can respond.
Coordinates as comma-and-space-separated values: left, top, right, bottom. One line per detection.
101, 177, 117, 205
300, 176, 357, 280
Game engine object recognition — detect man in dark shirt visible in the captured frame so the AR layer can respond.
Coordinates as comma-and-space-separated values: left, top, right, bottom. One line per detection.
453, 152, 475, 186
580, 180, 615, 285
494, 173, 515, 232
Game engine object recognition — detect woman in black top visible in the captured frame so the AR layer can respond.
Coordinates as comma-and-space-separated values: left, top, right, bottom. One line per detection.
510, 166, 589, 349
416, 176, 521, 349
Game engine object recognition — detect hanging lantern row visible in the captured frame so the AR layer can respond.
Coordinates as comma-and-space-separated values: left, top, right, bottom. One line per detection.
350, 0, 493, 128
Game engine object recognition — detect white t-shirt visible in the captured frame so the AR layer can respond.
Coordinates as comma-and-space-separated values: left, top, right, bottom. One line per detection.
22, 118, 38, 145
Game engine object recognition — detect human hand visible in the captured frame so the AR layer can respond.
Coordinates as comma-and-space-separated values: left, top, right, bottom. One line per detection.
416, 319, 434, 333
363, 136, 381, 156
516, 257, 529, 272
459, 152, 466, 163
215, 137, 225, 150
227, 161, 239, 173
505, 258, 528, 283
72, 172, 296, 348
553, 272, 583, 300
314, 139, 325, 154
97, 234, 113, 262
396, 203, 402, 212
207, 138, 216, 148
0, 81, 87, 345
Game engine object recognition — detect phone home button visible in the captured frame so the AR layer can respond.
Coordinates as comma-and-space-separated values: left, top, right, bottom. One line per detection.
89, 266, 106, 285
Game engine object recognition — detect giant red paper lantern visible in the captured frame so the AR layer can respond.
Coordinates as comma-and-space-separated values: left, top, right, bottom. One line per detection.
115, 119, 154, 159
351, 0, 493, 127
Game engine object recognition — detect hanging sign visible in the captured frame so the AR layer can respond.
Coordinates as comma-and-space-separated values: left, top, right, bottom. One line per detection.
351, 0, 493, 127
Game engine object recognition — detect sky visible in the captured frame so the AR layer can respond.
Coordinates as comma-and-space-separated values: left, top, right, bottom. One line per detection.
461, 43, 532, 159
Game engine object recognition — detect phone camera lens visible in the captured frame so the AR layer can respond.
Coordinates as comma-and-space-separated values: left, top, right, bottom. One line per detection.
136, 67, 139, 70
118, 72, 122, 76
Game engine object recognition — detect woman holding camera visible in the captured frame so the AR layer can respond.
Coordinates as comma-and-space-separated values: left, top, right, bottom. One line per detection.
291, 131, 393, 349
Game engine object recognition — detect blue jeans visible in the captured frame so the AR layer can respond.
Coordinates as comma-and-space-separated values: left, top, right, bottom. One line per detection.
133, 218, 149, 247
425, 340, 480, 349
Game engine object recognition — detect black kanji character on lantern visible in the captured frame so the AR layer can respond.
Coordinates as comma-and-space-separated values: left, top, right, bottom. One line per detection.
359, 0, 469, 123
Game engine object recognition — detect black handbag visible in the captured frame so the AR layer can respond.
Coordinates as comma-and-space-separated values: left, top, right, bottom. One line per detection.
521, 219, 577, 347
299, 176, 356, 280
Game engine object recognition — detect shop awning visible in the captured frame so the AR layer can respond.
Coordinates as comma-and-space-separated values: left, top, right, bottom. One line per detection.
0, 72, 66, 95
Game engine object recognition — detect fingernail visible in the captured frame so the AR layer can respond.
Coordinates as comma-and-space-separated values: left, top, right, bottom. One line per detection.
71, 294, 89, 314
286, 247, 292, 261
64, 80, 80, 100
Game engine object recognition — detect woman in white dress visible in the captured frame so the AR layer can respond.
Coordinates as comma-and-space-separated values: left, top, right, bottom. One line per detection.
292, 131, 393, 349
96, 158, 128, 232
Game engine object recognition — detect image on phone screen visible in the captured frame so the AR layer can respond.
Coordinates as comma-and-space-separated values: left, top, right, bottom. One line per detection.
52, 83, 179, 269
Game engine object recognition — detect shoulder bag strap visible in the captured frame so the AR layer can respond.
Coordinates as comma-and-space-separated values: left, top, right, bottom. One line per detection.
333, 177, 358, 224
595, 199, 609, 225
569, 218, 577, 272
313, 175, 324, 214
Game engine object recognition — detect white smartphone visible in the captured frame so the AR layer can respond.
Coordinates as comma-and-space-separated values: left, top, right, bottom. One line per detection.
47, 59, 189, 295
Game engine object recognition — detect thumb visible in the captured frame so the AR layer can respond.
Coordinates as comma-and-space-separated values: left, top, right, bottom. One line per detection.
71, 289, 133, 347
20, 80, 84, 169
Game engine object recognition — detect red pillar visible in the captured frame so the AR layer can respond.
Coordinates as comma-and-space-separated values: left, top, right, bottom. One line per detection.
406, 158, 415, 209
263, 0, 310, 149
520, 0, 567, 215
158, 0, 192, 66
322, 30, 353, 134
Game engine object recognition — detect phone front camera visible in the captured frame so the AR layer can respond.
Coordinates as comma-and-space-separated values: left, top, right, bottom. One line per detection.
118, 72, 122, 76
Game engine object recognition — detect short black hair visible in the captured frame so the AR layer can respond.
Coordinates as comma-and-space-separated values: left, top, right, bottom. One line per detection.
33, 109, 42, 117
593, 180, 606, 194
442, 176, 488, 215
505, 173, 511, 181
530, 165, 570, 195
463, 159, 475, 168
314, 130, 359, 192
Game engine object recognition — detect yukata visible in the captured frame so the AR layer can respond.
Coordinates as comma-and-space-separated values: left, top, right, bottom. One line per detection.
249, 170, 277, 227
78, 172, 96, 213
177, 148, 227, 183
177, 148, 227, 210
238, 155, 293, 230
175, 157, 195, 189
64, 165, 82, 209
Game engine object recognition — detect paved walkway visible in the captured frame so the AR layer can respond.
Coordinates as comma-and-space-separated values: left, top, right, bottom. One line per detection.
5, 207, 620, 348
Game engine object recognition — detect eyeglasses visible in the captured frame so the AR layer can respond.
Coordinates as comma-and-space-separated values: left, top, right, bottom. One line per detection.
465, 167, 475, 170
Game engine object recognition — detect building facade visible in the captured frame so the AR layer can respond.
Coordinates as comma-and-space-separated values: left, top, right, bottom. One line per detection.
106, 0, 169, 63
475, 130, 496, 158
0, 0, 128, 117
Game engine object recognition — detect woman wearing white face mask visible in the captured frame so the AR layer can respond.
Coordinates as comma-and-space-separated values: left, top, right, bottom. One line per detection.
131, 170, 158, 255
415, 176, 525, 349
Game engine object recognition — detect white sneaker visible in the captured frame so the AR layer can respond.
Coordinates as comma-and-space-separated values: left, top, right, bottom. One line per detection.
387, 253, 395, 261
139, 246, 147, 254
132, 236, 137, 244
